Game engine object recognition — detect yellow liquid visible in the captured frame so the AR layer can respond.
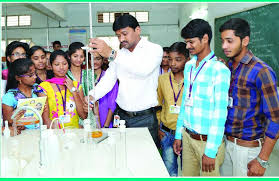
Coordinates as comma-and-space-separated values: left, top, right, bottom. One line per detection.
91, 131, 103, 138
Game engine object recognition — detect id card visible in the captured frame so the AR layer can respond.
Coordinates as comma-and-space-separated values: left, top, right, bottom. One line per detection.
228, 97, 233, 108
113, 115, 120, 128
59, 115, 71, 124
170, 105, 180, 114
185, 97, 193, 107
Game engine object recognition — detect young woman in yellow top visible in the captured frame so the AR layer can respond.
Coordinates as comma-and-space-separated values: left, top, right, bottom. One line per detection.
38, 50, 87, 128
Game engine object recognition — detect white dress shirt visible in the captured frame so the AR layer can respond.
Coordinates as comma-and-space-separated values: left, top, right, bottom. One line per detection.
89, 39, 163, 112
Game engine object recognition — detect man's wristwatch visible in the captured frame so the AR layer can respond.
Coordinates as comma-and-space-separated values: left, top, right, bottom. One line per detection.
256, 156, 270, 168
108, 49, 116, 62
70, 87, 77, 93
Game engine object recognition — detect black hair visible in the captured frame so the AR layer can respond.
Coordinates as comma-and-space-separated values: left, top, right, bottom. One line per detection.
45, 51, 51, 54
169, 42, 189, 59
181, 19, 212, 44
219, 18, 250, 40
163, 47, 170, 53
68, 42, 85, 58
53, 41, 61, 46
113, 14, 140, 32
50, 50, 70, 66
27, 46, 46, 59
6, 58, 34, 91
5, 41, 29, 67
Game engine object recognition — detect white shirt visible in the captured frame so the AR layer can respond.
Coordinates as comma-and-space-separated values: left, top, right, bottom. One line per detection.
89, 39, 163, 112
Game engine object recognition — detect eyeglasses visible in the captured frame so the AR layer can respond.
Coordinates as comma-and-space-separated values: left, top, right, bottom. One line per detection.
11, 52, 27, 58
18, 73, 36, 78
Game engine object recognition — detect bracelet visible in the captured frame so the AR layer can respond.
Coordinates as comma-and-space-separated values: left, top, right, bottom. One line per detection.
108, 49, 116, 62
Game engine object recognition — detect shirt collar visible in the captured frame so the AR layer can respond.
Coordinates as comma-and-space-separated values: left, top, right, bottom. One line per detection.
136, 38, 145, 48
192, 50, 215, 64
170, 71, 184, 85
228, 50, 254, 67
123, 38, 145, 53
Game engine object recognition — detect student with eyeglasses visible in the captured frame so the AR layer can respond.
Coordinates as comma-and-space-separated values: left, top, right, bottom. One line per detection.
2, 41, 29, 95
5, 41, 29, 66
2, 58, 42, 131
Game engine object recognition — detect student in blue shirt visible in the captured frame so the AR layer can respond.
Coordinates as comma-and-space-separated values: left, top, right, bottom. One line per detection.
173, 19, 231, 176
2, 58, 42, 130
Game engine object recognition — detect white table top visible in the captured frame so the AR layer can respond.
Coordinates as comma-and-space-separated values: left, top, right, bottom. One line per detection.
1, 128, 169, 177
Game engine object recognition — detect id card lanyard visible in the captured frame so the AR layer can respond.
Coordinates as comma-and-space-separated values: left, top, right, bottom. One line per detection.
188, 54, 215, 99
56, 84, 67, 115
169, 74, 184, 106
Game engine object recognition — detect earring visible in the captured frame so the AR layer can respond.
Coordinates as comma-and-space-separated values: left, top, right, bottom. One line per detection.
18, 80, 22, 84
83, 61, 86, 65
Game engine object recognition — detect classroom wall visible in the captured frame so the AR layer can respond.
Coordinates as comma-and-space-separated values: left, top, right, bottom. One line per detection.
1, 3, 271, 51
179, 2, 269, 49
2, 3, 180, 50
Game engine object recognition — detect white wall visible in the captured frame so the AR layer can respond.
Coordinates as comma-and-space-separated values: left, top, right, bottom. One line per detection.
2, 3, 180, 50
2, 3, 271, 51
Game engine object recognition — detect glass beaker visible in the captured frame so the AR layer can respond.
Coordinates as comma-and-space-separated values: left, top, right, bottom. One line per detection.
91, 115, 103, 138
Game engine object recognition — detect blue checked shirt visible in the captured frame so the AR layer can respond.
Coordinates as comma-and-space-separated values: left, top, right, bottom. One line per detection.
226, 51, 279, 140
175, 51, 231, 158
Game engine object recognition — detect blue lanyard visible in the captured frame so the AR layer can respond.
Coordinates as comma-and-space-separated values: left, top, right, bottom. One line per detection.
188, 54, 215, 98
169, 74, 184, 106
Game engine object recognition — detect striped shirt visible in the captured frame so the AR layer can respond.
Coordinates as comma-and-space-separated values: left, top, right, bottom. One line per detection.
175, 51, 231, 158
226, 50, 279, 140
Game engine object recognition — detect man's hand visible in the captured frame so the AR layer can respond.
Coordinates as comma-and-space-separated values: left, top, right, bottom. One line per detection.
158, 129, 165, 141
84, 96, 94, 112
247, 158, 266, 176
202, 154, 215, 172
89, 38, 112, 58
173, 139, 182, 155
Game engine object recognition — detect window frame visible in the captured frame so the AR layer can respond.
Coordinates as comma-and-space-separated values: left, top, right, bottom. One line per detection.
2, 15, 32, 27
97, 11, 149, 24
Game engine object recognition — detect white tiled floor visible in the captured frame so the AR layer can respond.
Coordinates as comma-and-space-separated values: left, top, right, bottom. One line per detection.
176, 140, 279, 176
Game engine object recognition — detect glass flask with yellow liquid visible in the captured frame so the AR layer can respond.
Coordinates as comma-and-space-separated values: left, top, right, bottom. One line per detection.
91, 115, 103, 138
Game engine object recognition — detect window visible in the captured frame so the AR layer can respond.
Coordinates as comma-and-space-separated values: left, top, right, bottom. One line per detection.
98, 11, 149, 23
2, 15, 31, 27
7, 16, 18, 26
97, 36, 149, 51
135, 12, 149, 22
19, 15, 31, 26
